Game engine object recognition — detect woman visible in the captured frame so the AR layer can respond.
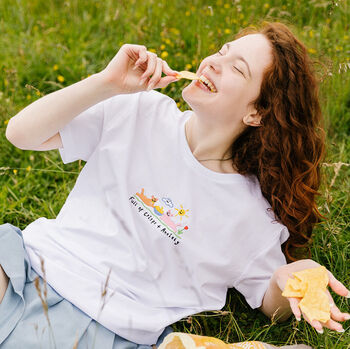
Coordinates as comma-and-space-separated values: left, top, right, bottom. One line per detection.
1, 21, 349, 348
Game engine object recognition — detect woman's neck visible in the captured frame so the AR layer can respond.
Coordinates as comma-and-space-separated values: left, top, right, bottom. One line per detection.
185, 113, 242, 174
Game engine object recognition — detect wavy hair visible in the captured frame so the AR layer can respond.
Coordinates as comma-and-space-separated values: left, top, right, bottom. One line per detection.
230, 22, 327, 262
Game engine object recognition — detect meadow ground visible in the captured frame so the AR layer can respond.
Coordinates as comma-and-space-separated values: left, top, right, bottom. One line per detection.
0, 0, 349, 348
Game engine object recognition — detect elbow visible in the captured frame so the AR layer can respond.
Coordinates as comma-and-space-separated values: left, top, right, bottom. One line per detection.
6, 118, 28, 149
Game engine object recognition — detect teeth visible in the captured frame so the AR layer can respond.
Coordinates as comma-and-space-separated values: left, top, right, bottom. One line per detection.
199, 74, 217, 93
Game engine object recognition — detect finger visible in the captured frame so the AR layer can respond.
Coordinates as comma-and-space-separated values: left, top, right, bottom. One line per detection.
326, 289, 350, 322
301, 311, 324, 333
134, 46, 148, 67
319, 318, 345, 333
140, 52, 157, 81
287, 297, 302, 321
327, 270, 350, 298
147, 58, 163, 90
162, 60, 179, 76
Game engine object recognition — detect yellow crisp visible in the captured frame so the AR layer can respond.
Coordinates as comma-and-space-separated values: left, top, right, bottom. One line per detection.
282, 266, 330, 322
175, 71, 199, 80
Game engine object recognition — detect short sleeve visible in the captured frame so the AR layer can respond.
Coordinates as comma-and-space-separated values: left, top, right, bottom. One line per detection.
58, 100, 105, 164
232, 226, 289, 309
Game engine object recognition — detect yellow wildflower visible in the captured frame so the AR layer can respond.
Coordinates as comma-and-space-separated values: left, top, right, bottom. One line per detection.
224, 3, 230, 8
53, 64, 59, 71
13, 169, 18, 175
35, 90, 41, 96
308, 48, 317, 54
176, 102, 181, 108
165, 38, 171, 45
4, 79, 8, 86
264, 3, 270, 9
4, 119, 9, 125
185, 63, 192, 70
161, 51, 168, 59
57, 75, 65, 83
170, 28, 180, 35
26, 94, 31, 100
160, 44, 166, 50
26, 166, 31, 172
185, 10, 190, 16
239, 13, 244, 19
224, 28, 231, 34
309, 30, 314, 38
148, 48, 156, 53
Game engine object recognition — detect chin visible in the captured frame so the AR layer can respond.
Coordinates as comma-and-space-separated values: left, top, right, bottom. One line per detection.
182, 83, 201, 110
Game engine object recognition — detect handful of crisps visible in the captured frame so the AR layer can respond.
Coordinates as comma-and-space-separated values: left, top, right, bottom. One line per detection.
282, 266, 330, 323
175, 71, 199, 80
158, 332, 311, 349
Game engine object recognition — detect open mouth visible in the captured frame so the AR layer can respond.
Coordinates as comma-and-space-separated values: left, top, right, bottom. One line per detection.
198, 74, 217, 93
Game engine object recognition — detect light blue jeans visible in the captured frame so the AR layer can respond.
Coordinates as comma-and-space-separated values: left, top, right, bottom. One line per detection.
0, 223, 173, 348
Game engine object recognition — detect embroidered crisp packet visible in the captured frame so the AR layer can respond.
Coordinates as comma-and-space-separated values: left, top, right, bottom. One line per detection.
157, 332, 311, 348
282, 266, 330, 323
158, 332, 266, 349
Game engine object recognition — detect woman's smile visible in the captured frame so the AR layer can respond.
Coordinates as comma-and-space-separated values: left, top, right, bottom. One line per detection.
194, 79, 217, 94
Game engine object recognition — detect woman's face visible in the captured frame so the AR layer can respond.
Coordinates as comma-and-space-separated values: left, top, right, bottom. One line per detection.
182, 33, 273, 128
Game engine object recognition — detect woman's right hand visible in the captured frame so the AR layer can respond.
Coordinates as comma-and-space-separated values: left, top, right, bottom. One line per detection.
99, 44, 179, 95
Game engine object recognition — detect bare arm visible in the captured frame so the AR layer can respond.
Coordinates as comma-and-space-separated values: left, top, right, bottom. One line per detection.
5, 44, 178, 151
5, 73, 116, 150
258, 271, 293, 322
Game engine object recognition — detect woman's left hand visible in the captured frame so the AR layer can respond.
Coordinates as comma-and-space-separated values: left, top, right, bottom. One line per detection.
274, 259, 350, 333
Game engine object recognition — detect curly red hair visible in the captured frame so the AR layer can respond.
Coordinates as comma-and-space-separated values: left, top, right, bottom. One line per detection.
230, 22, 327, 262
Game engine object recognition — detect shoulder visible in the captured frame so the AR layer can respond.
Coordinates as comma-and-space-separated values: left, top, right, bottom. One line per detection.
103, 90, 180, 119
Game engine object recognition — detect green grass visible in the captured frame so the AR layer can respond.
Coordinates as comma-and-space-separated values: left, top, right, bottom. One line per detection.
0, 0, 349, 348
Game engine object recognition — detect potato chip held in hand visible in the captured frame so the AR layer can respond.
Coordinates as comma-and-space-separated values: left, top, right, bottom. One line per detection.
175, 71, 199, 80
282, 266, 330, 323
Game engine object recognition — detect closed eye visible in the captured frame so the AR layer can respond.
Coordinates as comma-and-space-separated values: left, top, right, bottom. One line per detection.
217, 50, 245, 77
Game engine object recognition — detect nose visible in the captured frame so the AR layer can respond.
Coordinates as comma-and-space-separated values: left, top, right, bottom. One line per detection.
203, 57, 221, 75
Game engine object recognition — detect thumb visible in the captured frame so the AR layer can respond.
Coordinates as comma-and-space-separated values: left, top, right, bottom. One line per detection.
156, 75, 179, 89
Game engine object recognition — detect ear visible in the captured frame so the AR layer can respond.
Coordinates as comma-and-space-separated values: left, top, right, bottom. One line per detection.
242, 111, 262, 127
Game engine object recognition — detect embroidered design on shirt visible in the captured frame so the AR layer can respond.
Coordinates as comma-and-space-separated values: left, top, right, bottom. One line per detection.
129, 188, 189, 245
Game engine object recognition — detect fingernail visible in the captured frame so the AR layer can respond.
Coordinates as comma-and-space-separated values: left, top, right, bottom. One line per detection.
316, 328, 324, 334
139, 79, 145, 86
346, 291, 350, 298
296, 316, 301, 321
344, 314, 350, 320
336, 328, 345, 333
147, 83, 154, 91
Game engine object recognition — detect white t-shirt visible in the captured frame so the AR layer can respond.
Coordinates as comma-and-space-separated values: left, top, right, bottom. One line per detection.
22, 90, 289, 345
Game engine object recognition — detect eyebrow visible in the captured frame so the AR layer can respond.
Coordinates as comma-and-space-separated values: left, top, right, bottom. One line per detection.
224, 43, 252, 78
